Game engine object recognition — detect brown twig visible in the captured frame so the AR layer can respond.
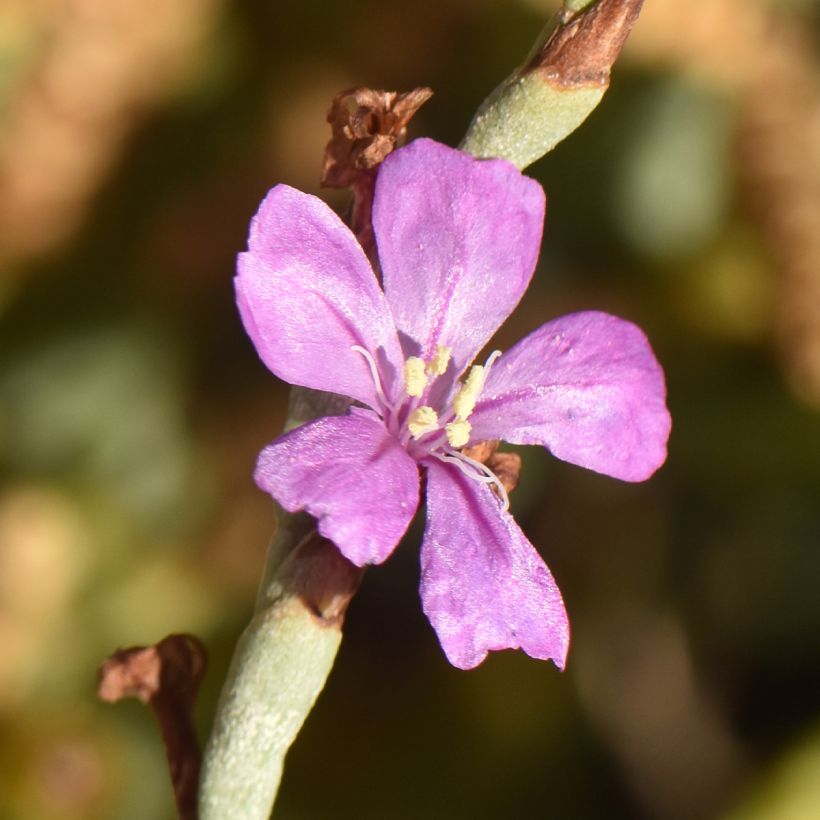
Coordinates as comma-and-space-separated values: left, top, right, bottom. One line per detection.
98, 634, 207, 820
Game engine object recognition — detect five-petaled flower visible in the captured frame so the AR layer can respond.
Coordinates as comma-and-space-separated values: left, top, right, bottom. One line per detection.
236, 138, 671, 670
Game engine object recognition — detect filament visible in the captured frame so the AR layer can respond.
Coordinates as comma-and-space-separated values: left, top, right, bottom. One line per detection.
351, 345, 388, 409
434, 448, 510, 512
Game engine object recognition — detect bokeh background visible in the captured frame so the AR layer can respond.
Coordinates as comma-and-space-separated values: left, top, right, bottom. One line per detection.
2, 0, 820, 818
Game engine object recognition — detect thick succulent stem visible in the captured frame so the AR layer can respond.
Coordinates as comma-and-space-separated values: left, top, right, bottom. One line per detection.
199, 505, 363, 820
461, 0, 643, 169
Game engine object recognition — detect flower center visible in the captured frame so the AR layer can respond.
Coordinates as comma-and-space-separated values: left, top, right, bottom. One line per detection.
352, 343, 509, 510
401, 347, 501, 448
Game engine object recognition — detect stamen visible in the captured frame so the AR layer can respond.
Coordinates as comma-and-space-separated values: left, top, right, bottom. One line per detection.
408, 406, 439, 439
351, 345, 388, 408
404, 357, 428, 397
434, 449, 511, 512
483, 349, 502, 374
434, 452, 494, 482
448, 448, 511, 511
427, 344, 451, 376
452, 365, 485, 420
445, 419, 472, 448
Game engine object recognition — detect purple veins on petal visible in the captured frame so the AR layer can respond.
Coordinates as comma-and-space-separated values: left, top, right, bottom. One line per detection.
469, 311, 671, 482
374, 138, 546, 371
235, 184, 403, 410
420, 459, 569, 670
255, 413, 420, 567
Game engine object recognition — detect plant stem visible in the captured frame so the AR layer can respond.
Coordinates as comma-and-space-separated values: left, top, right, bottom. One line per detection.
199, 509, 363, 820
461, 0, 643, 169
198, 389, 361, 820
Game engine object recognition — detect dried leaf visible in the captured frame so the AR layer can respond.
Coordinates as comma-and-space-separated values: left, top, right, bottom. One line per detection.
462, 439, 522, 495
321, 87, 433, 188
321, 87, 432, 261
283, 529, 365, 626
98, 634, 206, 820
486, 451, 523, 494
461, 439, 500, 465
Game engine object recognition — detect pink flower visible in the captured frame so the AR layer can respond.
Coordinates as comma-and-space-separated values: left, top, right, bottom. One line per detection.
236, 138, 671, 669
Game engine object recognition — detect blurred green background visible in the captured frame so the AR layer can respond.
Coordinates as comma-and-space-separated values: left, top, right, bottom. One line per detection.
1, 0, 820, 818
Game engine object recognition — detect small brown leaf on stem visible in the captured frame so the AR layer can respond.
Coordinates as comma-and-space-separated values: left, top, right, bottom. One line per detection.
98, 634, 206, 820
321, 87, 432, 261
527, 0, 644, 89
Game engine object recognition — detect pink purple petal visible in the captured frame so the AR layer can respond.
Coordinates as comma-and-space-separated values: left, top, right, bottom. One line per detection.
255, 414, 420, 567
420, 459, 569, 670
469, 311, 671, 482
374, 138, 545, 372
236, 184, 403, 409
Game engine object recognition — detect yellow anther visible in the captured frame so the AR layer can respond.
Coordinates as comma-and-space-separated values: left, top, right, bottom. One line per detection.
427, 344, 452, 376
452, 365, 485, 420
445, 419, 472, 448
404, 357, 428, 397
408, 406, 439, 439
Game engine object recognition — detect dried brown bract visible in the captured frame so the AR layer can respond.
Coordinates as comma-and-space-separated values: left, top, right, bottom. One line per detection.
284, 529, 366, 627
461, 439, 501, 466
487, 451, 523, 495
527, 0, 644, 89
462, 439, 523, 495
98, 634, 206, 820
321, 87, 432, 260
322, 87, 433, 187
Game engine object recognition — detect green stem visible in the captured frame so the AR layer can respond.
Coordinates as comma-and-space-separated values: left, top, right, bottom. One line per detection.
460, 75, 605, 170
198, 391, 361, 820
461, 0, 643, 169
199, 510, 363, 820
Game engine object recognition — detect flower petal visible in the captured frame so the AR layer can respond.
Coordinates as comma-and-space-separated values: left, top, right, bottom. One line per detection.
374, 138, 545, 371
236, 185, 403, 408
470, 311, 671, 482
420, 459, 569, 670
255, 414, 419, 566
